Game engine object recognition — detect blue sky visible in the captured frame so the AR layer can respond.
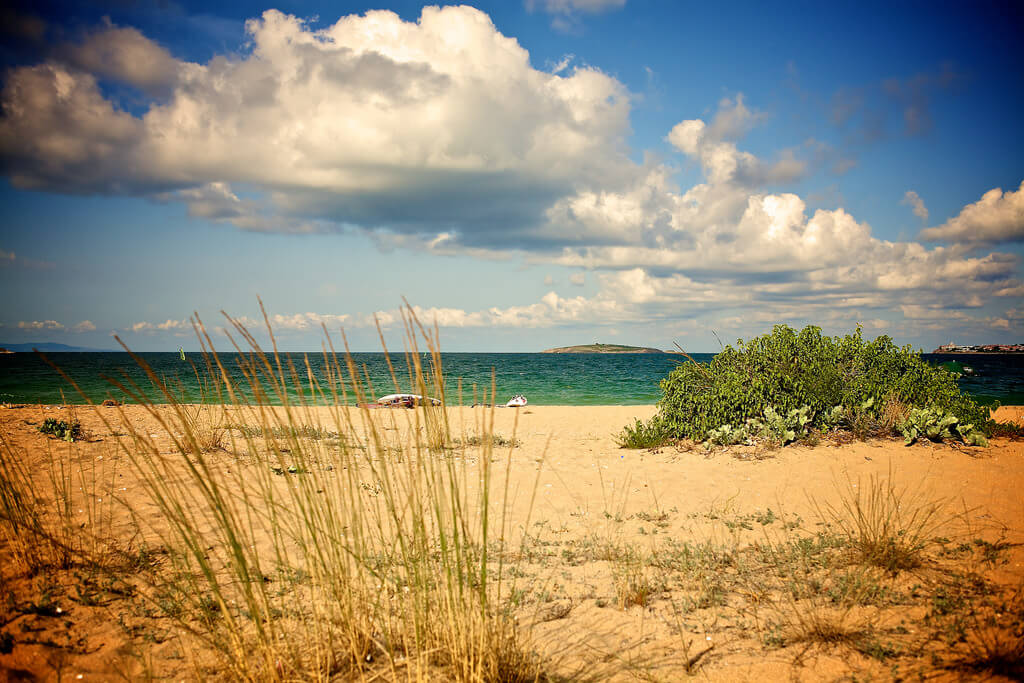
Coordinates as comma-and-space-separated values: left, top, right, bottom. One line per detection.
0, 0, 1021, 351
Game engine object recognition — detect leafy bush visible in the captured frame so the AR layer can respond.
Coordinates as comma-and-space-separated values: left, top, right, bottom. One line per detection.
37, 418, 82, 442
657, 325, 990, 442
615, 416, 670, 449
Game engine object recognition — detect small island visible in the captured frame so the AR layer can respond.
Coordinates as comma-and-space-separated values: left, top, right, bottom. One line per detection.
541, 343, 669, 354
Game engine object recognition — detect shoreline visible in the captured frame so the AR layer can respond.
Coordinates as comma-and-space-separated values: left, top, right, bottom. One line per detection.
13, 402, 1024, 412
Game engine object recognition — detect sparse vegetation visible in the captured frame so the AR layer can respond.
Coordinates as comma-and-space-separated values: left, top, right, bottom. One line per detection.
989, 420, 1024, 438
608, 545, 660, 609
816, 472, 944, 574
452, 432, 522, 448
614, 416, 670, 449
37, 418, 82, 442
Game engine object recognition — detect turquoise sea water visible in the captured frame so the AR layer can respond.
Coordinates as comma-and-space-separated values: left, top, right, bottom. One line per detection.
0, 351, 1021, 406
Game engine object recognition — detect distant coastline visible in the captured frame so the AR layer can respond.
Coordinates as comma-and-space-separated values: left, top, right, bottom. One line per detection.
0, 342, 117, 353
932, 350, 1024, 355
541, 343, 669, 354
932, 343, 1024, 354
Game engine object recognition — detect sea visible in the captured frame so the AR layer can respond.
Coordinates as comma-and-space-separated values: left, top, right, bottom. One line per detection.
0, 351, 1021, 407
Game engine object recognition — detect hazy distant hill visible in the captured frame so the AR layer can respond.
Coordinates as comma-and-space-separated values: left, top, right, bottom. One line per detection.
0, 342, 116, 352
541, 343, 669, 354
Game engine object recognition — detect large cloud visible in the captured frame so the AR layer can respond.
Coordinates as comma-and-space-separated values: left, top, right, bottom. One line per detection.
920, 181, 1024, 245
665, 94, 806, 188
0, 7, 631, 245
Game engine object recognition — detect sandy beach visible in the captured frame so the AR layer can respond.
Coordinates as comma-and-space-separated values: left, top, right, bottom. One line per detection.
1, 403, 1022, 681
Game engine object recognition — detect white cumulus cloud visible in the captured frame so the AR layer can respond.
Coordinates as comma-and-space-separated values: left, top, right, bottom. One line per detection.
0, 6, 631, 244
268, 312, 350, 331
667, 112, 805, 186
920, 181, 1024, 245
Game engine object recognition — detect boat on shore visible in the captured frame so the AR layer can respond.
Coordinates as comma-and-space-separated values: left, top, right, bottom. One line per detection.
363, 393, 442, 408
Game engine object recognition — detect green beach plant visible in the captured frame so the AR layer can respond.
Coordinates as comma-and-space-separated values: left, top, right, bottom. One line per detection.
746, 405, 813, 446
656, 324, 990, 444
897, 407, 987, 446
762, 405, 809, 444
37, 417, 82, 442
614, 416, 670, 449
703, 422, 749, 448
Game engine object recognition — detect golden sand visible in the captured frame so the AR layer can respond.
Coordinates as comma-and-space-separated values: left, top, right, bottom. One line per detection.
1, 404, 1021, 681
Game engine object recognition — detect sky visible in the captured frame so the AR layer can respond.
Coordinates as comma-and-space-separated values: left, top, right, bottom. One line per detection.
0, 0, 1022, 352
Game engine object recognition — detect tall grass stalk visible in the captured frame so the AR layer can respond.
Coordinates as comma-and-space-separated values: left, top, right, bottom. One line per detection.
69, 302, 544, 681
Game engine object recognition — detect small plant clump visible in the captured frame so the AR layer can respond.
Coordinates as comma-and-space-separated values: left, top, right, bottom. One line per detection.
37, 418, 82, 442
614, 417, 671, 449
454, 433, 522, 448
757, 405, 813, 445
701, 404, 814, 449
703, 422, 750, 447
651, 324, 990, 446
897, 407, 987, 447
989, 420, 1024, 438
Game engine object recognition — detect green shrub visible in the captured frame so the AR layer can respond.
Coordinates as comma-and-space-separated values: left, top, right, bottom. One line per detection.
37, 418, 82, 442
657, 325, 990, 442
615, 416, 670, 449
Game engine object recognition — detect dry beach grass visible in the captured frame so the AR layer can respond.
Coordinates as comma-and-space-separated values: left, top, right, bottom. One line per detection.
0, 320, 1022, 681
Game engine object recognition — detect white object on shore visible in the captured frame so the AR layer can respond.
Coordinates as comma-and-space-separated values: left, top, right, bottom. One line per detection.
506, 395, 528, 407
376, 393, 441, 407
